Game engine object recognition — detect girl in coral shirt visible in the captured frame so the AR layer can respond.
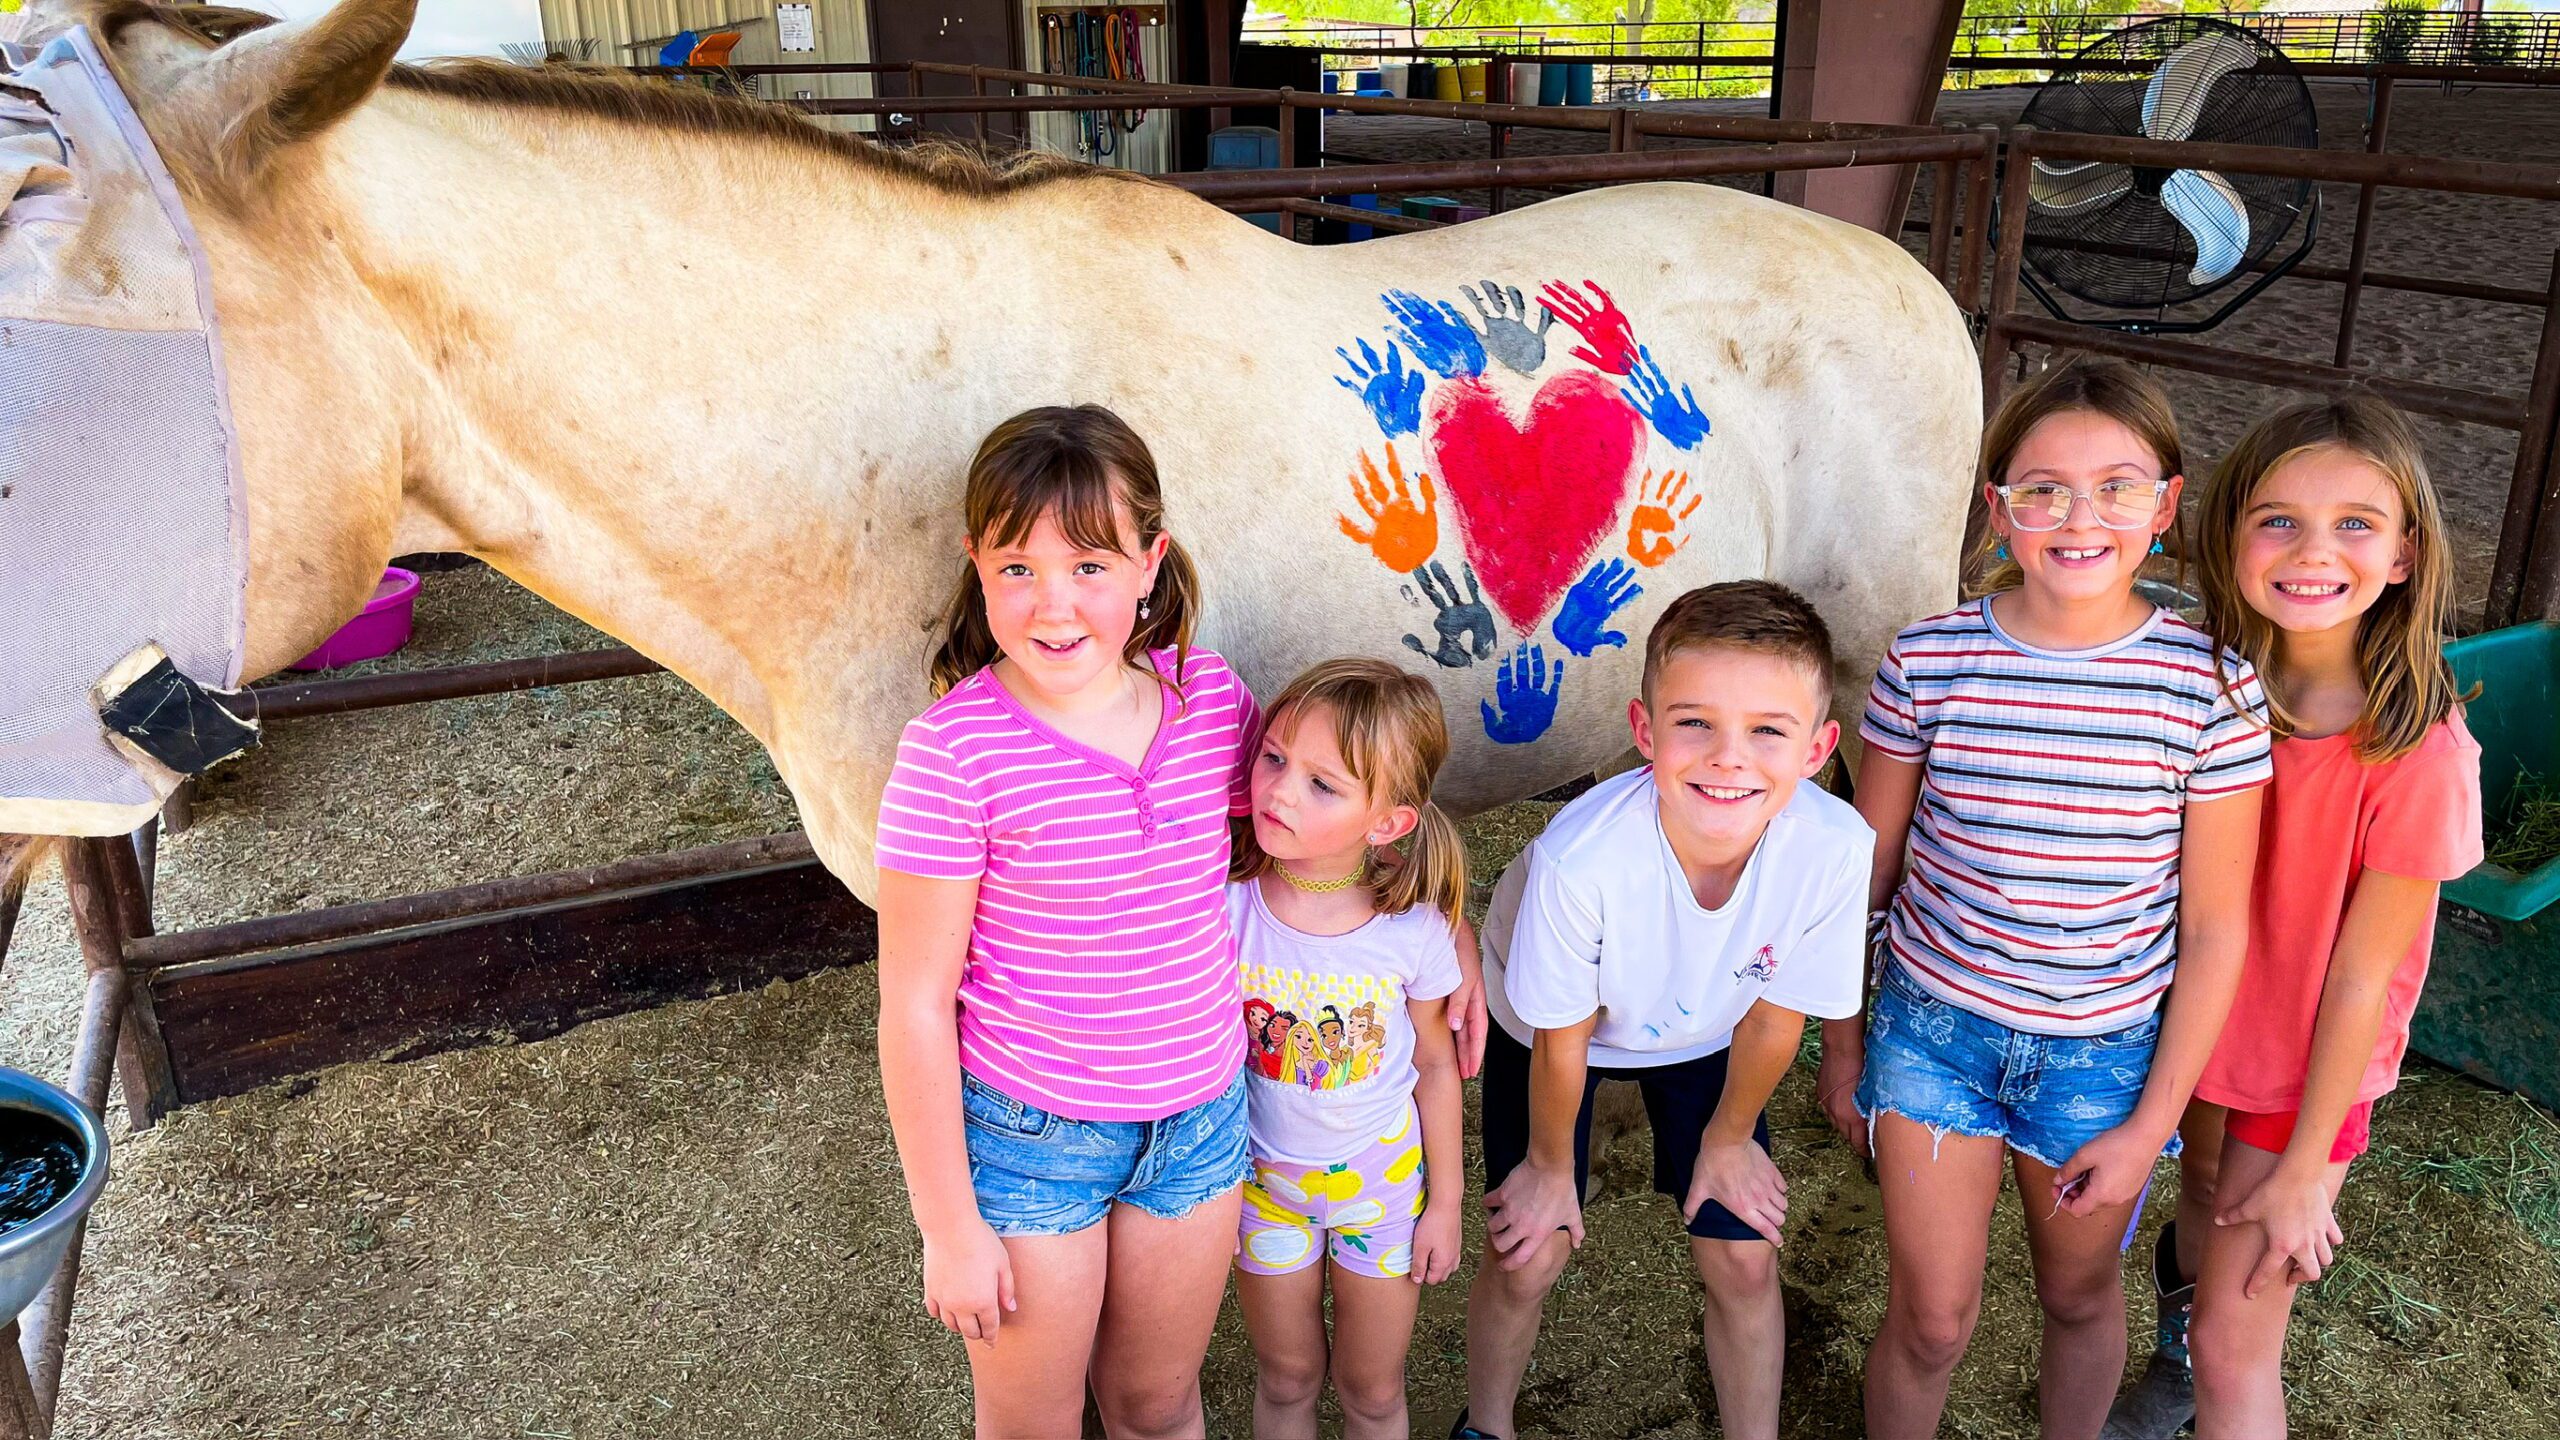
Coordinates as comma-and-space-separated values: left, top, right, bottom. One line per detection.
2125, 396, 2484, 1440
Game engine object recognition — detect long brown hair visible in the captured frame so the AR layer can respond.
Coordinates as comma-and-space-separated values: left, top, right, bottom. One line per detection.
1229, 659, 1469, 927
1966, 357, 2186, 598
2195, 394, 2462, 763
927, 405, 1203, 697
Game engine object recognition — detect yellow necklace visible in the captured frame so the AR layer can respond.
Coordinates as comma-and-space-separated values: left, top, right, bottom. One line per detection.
1273, 858, 1369, 894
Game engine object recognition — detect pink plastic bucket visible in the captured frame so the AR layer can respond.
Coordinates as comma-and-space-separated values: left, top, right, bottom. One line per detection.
289, 567, 420, 671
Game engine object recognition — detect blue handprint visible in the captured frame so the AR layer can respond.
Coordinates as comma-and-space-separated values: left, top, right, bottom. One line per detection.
1335, 337, 1424, 438
1621, 345, 1711, 450
1552, 558, 1643, 657
1381, 290, 1487, 380
1481, 644, 1564, 745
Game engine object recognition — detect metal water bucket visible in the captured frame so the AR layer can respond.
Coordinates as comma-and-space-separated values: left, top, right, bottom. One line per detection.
0, 1068, 109, 1320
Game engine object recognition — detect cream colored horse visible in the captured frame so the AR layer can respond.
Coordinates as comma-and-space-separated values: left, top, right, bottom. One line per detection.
11, 0, 1978, 903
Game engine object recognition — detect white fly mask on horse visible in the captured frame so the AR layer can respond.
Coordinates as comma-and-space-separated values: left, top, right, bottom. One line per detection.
0, 24, 256, 837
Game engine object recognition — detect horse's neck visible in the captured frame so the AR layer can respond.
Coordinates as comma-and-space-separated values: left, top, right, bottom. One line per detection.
335, 100, 1163, 739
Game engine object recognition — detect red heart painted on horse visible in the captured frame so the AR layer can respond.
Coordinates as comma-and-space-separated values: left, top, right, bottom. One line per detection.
1424, 371, 1644, 633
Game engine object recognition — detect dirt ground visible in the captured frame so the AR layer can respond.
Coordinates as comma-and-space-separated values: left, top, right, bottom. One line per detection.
9, 77, 2560, 1440
4, 579, 2557, 1438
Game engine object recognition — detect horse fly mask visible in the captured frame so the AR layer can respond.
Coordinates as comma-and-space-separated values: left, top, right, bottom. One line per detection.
1, 25, 256, 838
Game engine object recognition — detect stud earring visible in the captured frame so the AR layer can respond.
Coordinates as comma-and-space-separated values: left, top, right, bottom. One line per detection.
2150, 538, 2165, 556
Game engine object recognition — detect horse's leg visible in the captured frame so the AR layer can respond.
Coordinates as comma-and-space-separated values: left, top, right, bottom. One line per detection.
776, 749, 891, 909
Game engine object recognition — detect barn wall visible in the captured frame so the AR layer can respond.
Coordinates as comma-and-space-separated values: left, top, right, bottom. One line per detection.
539, 0, 879, 132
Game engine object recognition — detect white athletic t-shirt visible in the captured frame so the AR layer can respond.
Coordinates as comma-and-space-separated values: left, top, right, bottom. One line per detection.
1483, 767, 1874, 1067
1231, 880, 1463, 1168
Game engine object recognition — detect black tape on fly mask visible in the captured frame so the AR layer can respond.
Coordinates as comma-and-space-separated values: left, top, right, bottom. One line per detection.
94, 653, 258, 775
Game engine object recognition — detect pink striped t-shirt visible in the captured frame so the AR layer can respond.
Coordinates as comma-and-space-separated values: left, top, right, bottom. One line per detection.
876, 647, 1260, 1122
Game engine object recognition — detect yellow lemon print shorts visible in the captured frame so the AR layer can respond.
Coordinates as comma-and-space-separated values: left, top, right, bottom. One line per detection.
1236, 1102, 1428, 1279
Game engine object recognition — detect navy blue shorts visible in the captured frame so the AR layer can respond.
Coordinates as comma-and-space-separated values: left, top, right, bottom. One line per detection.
1479, 1025, 1773, 1243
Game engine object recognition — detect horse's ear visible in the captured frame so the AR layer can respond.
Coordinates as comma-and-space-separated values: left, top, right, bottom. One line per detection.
180, 0, 417, 183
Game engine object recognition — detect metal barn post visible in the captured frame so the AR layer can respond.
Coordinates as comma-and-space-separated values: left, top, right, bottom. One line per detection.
2505, 251, 2560, 623
2335, 74, 2397, 367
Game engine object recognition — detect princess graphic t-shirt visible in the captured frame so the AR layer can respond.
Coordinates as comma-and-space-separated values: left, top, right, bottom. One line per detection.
1229, 880, 1463, 1169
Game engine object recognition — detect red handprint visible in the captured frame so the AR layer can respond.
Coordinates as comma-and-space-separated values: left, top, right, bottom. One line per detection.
1539, 280, 1639, 376
1338, 444, 1440, 573
1626, 470, 1701, 567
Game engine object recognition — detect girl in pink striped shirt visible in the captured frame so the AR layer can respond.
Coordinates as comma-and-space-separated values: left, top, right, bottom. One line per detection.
875, 405, 1260, 1438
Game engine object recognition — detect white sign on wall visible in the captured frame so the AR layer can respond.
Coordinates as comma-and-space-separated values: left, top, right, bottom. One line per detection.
777, 2, 815, 52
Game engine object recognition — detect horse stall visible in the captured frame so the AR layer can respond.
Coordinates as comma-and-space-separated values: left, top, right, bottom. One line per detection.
9, 49, 2560, 1440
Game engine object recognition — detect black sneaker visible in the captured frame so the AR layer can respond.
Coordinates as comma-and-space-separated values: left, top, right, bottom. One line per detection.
1449, 1407, 1504, 1440
2101, 1221, 2197, 1440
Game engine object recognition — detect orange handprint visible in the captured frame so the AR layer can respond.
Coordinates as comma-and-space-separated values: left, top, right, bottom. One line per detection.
1338, 444, 1439, 573
1626, 470, 1701, 568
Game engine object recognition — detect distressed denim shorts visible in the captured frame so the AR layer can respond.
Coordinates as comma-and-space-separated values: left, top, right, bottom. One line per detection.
961, 1069, 1250, 1236
1854, 962, 2163, 1168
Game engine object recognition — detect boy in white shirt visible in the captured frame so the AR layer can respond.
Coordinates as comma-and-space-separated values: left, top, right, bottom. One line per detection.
1455, 581, 1875, 1440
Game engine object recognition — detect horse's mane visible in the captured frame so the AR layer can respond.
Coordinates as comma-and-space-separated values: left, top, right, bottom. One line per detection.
81, 0, 1133, 199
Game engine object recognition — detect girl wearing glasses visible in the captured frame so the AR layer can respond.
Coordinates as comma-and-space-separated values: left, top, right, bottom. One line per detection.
1819, 359, 2271, 1439
2107, 396, 2478, 1440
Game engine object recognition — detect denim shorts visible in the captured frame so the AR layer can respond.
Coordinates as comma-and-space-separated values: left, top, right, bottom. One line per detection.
1855, 963, 2163, 1169
962, 1069, 1250, 1236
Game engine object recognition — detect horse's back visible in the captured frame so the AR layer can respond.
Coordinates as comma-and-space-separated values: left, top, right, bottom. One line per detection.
1307, 182, 1981, 735
1061, 177, 1981, 809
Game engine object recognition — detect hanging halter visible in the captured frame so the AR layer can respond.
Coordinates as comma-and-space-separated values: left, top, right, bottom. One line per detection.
1064, 12, 1104, 160
1104, 9, 1146, 140
1033, 8, 1148, 162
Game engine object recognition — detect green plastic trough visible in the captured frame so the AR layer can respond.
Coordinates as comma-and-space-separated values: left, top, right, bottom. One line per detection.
2410, 622, 2560, 1109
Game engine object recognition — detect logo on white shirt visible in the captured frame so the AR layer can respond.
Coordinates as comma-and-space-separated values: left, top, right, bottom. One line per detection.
1733, 943, 1779, 985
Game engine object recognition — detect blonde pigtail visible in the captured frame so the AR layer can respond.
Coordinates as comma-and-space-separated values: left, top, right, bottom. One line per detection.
1375, 800, 1469, 926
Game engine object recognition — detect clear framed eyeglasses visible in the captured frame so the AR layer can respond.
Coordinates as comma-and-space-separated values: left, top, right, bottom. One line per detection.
1993, 478, 2170, 532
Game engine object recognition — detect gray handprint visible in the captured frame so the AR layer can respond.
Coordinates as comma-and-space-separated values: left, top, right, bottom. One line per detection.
1401, 560, 1499, 668
1463, 279, 1554, 377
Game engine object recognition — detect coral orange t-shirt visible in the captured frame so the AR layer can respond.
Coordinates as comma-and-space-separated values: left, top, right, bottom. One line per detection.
2197, 715, 2483, 1115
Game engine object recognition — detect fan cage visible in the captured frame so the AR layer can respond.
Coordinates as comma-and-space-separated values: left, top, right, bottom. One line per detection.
2015, 16, 2321, 327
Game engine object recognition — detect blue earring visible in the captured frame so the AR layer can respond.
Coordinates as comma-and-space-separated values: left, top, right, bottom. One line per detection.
1995, 540, 2011, 561
2150, 538, 2165, 556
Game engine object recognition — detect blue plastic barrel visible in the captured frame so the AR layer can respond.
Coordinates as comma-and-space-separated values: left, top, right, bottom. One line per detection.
1344, 193, 1381, 242
1567, 62, 1595, 106
1537, 63, 1567, 107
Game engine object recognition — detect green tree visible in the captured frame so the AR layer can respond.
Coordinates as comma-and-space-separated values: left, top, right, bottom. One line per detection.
1960, 0, 2139, 56
1253, 0, 1733, 28
1252, 0, 1561, 27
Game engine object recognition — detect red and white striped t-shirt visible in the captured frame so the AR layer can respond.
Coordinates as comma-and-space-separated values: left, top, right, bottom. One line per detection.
1860, 600, 2273, 1036
876, 647, 1259, 1121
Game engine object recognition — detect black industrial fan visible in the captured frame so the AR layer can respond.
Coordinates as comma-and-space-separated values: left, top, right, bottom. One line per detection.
2015, 16, 2320, 333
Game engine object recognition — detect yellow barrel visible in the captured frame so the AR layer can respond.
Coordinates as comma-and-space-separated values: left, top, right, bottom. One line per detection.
1459, 62, 1488, 104
1433, 65, 1462, 102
